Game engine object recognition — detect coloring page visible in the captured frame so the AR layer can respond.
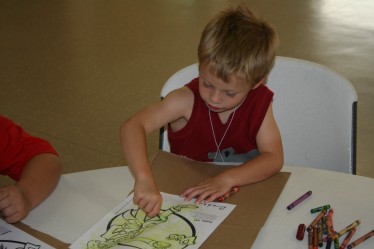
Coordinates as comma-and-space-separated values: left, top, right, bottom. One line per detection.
0, 219, 54, 249
70, 192, 236, 249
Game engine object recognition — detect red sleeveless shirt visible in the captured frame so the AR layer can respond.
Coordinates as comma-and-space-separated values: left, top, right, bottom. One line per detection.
168, 78, 274, 162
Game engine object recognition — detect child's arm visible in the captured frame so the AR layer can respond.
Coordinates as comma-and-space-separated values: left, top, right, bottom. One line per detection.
121, 109, 162, 218
181, 104, 283, 203
120, 87, 193, 217
0, 153, 61, 223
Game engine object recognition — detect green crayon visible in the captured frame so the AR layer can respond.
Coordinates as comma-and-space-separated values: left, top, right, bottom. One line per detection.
310, 204, 331, 214
157, 214, 167, 222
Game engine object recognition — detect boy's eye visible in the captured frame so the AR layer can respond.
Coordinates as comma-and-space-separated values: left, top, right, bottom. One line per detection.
203, 81, 212, 88
226, 91, 236, 97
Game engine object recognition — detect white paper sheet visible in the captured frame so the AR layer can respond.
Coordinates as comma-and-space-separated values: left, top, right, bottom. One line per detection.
0, 219, 54, 249
70, 192, 236, 249
22, 166, 135, 243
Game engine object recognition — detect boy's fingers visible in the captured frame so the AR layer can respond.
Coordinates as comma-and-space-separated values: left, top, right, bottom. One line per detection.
180, 186, 196, 198
184, 190, 199, 201
146, 201, 161, 218
205, 194, 220, 203
195, 190, 214, 204
1, 205, 17, 220
0, 188, 10, 201
5, 211, 23, 224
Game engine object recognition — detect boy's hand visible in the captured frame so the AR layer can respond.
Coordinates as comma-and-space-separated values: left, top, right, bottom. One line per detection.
133, 179, 162, 218
0, 185, 31, 223
181, 174, 234, 204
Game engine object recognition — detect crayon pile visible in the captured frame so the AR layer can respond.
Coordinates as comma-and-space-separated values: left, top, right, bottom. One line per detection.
295, 205, 373, 249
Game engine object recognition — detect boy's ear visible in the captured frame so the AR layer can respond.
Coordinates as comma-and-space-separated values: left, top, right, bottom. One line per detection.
252, 77, 266, 89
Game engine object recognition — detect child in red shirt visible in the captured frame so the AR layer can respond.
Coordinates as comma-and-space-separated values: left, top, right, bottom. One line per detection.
0, 115, 62, 223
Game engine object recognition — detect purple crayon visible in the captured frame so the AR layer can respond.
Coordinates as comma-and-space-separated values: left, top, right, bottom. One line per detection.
287, 190, 312, 210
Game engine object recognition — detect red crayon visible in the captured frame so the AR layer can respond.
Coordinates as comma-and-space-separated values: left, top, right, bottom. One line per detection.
217, 186, 239, 202
296, 223, 306, 241
326, 209, 336, 241
339, 228, 356, 249
308, 230, 313, 249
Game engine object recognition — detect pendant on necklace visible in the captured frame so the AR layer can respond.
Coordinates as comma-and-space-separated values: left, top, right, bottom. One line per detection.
209, 109, 236, 162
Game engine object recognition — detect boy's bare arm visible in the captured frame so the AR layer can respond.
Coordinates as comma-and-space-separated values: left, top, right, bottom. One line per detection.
0, 153, 61, 223
120, 87, 194, 217
120, 87, 193, 182
228, 104, 283, 184
120, 107, 161, 217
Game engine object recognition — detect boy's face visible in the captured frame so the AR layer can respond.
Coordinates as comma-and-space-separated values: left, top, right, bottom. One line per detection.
198, 63, 252, 113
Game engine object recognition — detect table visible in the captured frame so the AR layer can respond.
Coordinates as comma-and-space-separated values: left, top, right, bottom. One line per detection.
23, 165, 374, 249
252, 166, 373, 249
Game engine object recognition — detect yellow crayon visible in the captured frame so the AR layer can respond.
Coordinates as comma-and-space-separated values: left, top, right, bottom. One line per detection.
332, 220, 360, 240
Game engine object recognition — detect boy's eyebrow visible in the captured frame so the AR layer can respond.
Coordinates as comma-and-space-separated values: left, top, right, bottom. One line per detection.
225, 89, 237, 93
201, 78, 215, 87
202, 79, 238, 93
201, 78, 210, 84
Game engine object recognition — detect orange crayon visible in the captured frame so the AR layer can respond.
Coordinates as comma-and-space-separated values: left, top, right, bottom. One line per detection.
313, 227, 318, 249
307, 210, 327, 232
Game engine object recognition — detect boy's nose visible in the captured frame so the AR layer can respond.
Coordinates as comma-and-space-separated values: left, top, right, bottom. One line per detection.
210, 90, 222, 104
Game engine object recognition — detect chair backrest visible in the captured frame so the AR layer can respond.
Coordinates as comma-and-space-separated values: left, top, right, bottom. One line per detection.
159, 56, 358, 174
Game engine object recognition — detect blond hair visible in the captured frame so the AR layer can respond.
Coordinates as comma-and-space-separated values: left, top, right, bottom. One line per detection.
198, 5, 279, 87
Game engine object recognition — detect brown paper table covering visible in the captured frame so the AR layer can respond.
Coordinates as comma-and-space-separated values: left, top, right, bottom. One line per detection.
151, 151, 290, 249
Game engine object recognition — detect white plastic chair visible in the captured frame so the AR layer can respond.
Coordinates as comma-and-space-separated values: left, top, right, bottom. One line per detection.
159, 57, 358, 174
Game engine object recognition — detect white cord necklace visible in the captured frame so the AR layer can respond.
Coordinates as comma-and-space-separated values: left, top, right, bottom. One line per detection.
209, 109, 236, 162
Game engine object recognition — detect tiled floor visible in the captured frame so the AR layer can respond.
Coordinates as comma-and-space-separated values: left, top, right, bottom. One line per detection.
1, 0, 373, 179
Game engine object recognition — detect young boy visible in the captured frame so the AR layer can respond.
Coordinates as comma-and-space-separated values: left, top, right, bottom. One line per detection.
0, 115, 62, 223
121, 5, 283, 218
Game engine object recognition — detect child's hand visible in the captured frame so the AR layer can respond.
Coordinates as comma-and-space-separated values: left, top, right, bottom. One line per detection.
133, 179, 162, 218
0, 184, 32, 223
181, 174, 234, 204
